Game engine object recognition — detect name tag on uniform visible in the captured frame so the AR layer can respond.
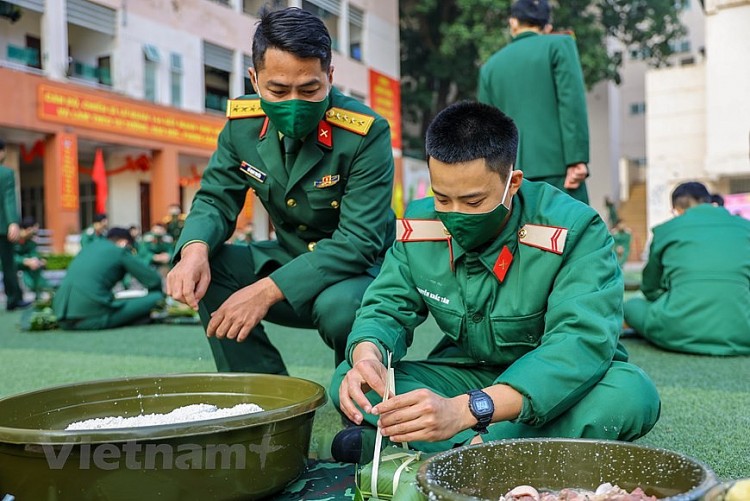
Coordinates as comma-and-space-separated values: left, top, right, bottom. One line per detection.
239, 161, 266, 183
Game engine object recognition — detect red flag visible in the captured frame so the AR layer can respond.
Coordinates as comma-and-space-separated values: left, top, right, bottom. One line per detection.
91, 148, 108, 214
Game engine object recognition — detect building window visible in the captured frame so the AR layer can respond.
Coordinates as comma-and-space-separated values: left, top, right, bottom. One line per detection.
98, 55, 112, 86
205, 67, 230, 112
170, 53, 183, 108
25, 35, 41, 69
349, 6, 364, 61
143, 44, 161, 102
243, 0, 288, 16
670, 38, 691, 53
629, 102, 646, 115
302, 0, 340, 52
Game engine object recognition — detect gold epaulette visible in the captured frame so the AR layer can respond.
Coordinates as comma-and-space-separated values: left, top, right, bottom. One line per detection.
226, 99, 265, 119
325, 107, 375, 136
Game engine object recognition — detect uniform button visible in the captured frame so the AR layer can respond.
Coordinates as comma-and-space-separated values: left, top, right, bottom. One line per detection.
307, 241, 317, 251
297, 224, 307, 231
330, 200, 340, 209
286, 198, 297, 208
471, 313, 484, 323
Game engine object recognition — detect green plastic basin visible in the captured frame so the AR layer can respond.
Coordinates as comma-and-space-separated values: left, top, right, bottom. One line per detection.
417, 438, 717, 501
0, 373, 326, 500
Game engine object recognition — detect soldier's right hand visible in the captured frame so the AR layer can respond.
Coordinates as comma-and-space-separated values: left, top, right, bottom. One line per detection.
166, 242, 211, 310
338, 342, 388, 424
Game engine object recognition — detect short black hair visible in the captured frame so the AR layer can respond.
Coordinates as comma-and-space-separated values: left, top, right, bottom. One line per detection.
511, 0, 550, 28
710, 193, 725, 207
425, 101, 518, 177
672, 182, 711, 210
93, 213, 108, 223
252, 7, 332, 72
0, 139, 5, 150
106, 227, 134, 246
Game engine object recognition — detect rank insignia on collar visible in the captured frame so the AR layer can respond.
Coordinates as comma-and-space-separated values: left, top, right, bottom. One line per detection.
239, 161, 266, 183
518, 224, 568, 255
317, 120, 333, 148
493, 245, 514, 282
314, 175, 340, 188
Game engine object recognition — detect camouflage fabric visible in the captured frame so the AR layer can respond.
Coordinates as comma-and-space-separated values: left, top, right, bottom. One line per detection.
274, 460, 357, 500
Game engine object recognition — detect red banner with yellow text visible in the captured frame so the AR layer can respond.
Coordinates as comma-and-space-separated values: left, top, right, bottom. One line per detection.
59, 133, 79, 211
368, 69, 402, 150
38, 84, 223, 150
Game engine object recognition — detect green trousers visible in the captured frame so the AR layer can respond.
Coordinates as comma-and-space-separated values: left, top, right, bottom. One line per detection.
199, 244, 374, 374
532, 175, 589, 205
0, 236, 23, 308
60, 291, 164, 330
330, 359, 660, 453
623, 297, 649, 338
21, 267, 49, 295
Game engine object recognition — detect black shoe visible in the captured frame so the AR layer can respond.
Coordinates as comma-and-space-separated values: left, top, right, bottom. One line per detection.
331, 425, 378, 464
7, 300, 32, 311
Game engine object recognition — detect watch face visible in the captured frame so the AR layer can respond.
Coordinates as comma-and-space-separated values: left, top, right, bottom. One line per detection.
474, 398, 492, 413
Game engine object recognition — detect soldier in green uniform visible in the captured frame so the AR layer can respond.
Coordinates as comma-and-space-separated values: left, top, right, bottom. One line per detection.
167, 7, 395, 374
163, 204, 186, 241
53, 228, 164, 330
79, 213, 108, 248
0, 140, 29, 310
478, 0, 590, 203
138, 223, 175, 269
611, 219, 632, 266
14, 217, 49, 298
331, 103, 659, 462
624, 182, 750, 356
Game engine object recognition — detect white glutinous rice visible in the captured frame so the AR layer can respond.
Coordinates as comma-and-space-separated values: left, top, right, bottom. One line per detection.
65, 403, 264, 430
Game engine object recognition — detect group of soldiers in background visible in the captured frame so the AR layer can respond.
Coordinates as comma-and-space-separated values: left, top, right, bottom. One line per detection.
12, 204, 189, 330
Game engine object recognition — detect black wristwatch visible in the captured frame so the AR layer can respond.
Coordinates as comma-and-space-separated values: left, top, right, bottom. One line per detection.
467, 389, 494, 434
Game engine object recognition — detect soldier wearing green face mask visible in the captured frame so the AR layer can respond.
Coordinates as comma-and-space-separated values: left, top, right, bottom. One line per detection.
330, 102, 660, 463
167, 7, 395, 374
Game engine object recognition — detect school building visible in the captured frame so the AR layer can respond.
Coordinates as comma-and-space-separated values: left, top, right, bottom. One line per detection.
0, 0, 401, 252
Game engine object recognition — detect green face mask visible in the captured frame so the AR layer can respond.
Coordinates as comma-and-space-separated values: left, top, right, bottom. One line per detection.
257, 83, 331, 140
436, 172, 513, 251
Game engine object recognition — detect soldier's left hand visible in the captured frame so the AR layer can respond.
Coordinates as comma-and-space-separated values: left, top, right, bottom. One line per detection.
371, 389, 470, 444
207, 277, 284, 341
564, 163, 588, 189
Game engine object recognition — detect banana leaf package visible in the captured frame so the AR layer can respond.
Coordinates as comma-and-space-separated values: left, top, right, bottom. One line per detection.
354, 446, 428, 501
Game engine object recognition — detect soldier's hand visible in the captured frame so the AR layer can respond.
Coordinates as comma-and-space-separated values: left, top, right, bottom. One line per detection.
206, 277, 284, 342
372, 389, 469, 444
166, 242, 210, 310
7, 223, 20, 243
339, 343, 388, 424
564, 163, 588, 189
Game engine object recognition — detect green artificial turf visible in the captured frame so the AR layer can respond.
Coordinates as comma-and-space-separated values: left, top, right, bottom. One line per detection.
0, 308, 748, 482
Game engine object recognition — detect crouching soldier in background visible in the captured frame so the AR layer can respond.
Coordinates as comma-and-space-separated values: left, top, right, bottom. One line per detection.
53, 228, 164, 330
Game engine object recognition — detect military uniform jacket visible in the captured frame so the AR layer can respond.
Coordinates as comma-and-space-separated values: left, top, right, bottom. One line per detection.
53, 239, 162, 319
346, 181, 626, 427
14, 238, 39, 266
0, 165, 19, 235
640, 204, 750, 355
139, 233, 174, 264
176, 88, 395, 312
80, 226, 105, 247
478, 32, 589, 178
